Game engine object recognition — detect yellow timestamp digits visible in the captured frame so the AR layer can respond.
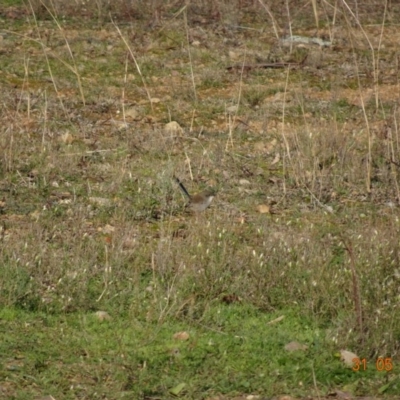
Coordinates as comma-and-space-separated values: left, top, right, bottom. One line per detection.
352, 357, 393, 371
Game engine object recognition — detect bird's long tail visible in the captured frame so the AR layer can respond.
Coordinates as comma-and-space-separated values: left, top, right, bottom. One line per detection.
174, 176, 191, 199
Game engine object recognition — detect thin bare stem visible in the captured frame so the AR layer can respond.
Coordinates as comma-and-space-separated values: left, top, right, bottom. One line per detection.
281, 67, 292, 162
184, 9, 197, 102
257, 0, 281, 40
390, 106, 400, 204
122, 52, 129, 125
311, 0, 320, 32
341, 0, 380, 110
113, 19, 154, 112
285, 0, 293, 53
42, 90, 48, 151
40, 0, 86, 105
26, 0, 66, 113
341, 237, 364, 344
341, 3, 372, 192
376, 1, 388, 108
226, 49, 246, 152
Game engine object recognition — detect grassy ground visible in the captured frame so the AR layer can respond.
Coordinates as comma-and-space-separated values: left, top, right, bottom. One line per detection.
1, 1, 400, 399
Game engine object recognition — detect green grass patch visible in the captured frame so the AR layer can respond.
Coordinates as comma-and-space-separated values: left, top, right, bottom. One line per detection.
2, 306, 397, 399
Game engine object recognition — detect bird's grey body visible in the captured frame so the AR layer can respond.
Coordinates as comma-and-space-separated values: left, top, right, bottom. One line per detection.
175, 177, 215, 212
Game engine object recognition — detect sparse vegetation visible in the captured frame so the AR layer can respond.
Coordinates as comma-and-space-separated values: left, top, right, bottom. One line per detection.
1, 1, 399, 399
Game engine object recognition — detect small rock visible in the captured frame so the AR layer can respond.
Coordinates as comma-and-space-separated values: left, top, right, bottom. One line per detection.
173, 331, 190, 341
284, 341, 308, 352
95, 311, 111, 321
88, 197, 112, 207
165, 121, 184, 136
59, 132, 74, 144
226, 105, 238, 114
257, 204, 270, 214
124, 107, 139, 120
340, 349, 359, 368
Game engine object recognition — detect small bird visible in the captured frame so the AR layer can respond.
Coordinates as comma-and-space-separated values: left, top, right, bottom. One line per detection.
174, 176, 216, 212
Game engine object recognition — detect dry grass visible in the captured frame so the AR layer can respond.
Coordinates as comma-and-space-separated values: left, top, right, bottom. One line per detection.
1, 0, 400, 398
